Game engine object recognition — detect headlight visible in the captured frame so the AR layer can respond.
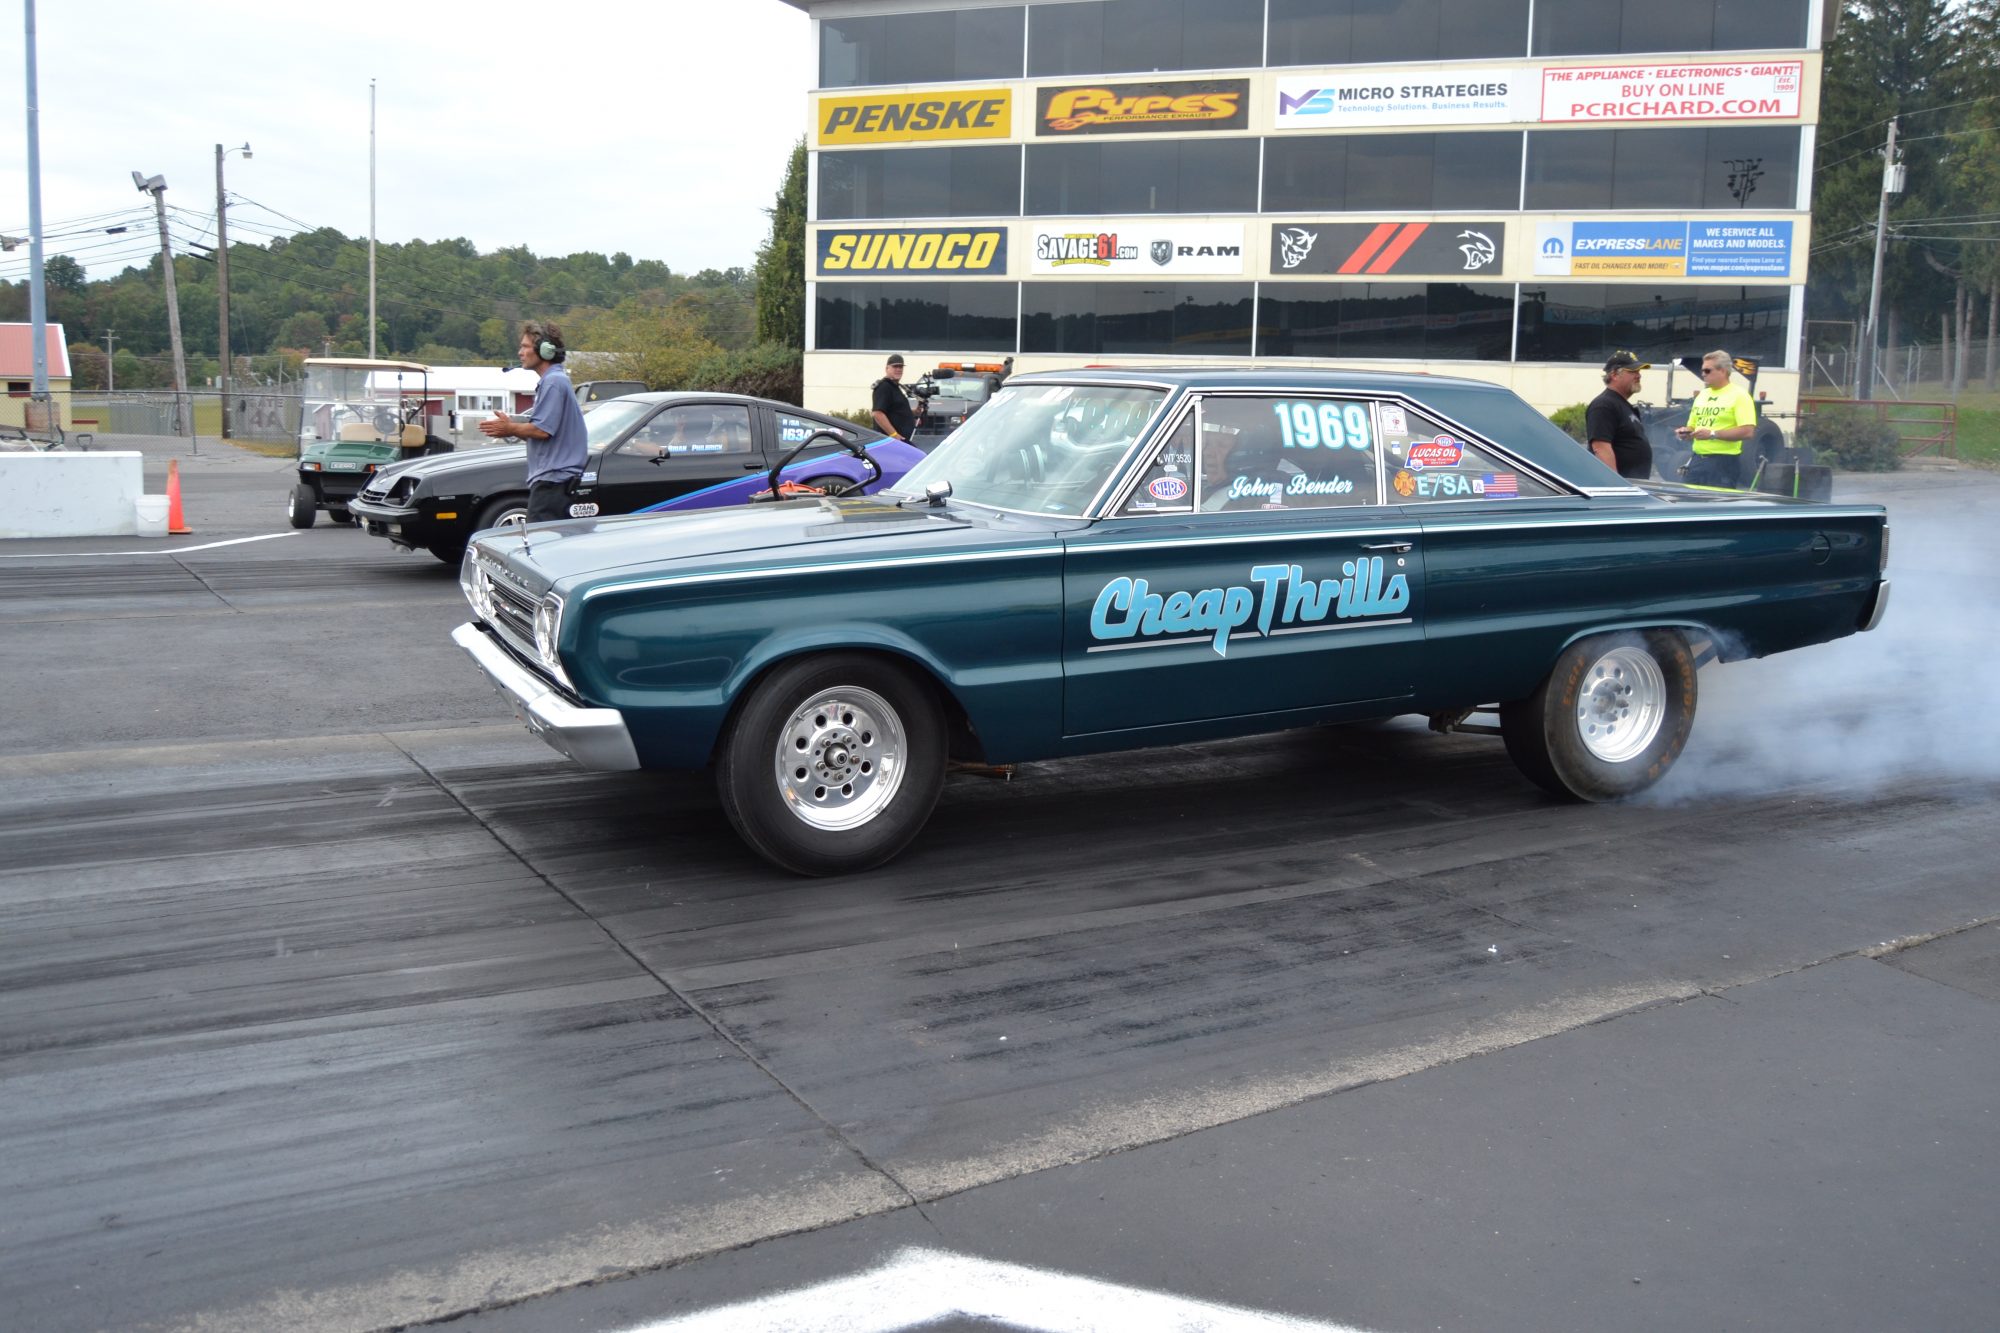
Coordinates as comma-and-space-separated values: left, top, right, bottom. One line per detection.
533, 594, 564, 671
463, 558, 497, 622
302, 461, 322, 471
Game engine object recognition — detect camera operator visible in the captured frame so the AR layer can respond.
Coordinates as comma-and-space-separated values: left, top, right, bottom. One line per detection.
871, 354, 923, 442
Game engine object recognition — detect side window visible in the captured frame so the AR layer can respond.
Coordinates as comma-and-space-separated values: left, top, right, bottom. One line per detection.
622, 404, 756, 460
1119, 414, 1197, 515
1196, 395, 1379, 512
1381, 403, 1559, 503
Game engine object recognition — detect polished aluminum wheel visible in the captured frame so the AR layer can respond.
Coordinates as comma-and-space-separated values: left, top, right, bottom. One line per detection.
773, 686, 906, 831
1574, 644, 1667, 763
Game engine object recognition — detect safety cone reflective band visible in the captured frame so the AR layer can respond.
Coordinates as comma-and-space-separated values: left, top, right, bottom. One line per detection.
166, 458, 192, 534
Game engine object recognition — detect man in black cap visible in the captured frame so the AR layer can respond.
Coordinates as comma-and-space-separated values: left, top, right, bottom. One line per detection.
871, 354, 918, 442
1585, 350, 1654, 480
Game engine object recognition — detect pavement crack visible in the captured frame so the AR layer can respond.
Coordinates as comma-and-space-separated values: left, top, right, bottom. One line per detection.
379, 733, 926, 1214
171, 554, 243, 611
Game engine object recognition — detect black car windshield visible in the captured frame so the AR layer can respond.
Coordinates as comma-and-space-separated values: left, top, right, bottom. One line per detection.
583, 399, 652, 450
889, 383, 1167, 515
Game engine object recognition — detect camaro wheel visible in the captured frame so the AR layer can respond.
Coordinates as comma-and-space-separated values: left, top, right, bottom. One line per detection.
476, 496, 529, 534
716, 653, 946, 876
287, 483, 317, 529
1500, 630, 1697, 802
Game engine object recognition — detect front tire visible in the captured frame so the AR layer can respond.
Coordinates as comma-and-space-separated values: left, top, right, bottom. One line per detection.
1501, 630, 1697, 802
475, 495, 529, 534
716, 653, 946, 875
287, 483, 317, 529
328, 507, 355, 525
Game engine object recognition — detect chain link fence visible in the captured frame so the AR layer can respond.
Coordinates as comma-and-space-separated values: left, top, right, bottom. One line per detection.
1806, 338, 2000, 399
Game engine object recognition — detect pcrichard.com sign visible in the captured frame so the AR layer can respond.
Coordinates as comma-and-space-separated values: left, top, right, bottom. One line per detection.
1031, 222, 1245, 275
815, 228, 1009, 276
816, 89, 1013, 145
1541, 61, 1802, 122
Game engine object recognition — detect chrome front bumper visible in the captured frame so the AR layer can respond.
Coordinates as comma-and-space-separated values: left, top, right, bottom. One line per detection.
451, 622, 641, 770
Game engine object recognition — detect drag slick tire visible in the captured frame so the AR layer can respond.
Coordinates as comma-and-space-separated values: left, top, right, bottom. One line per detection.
716, 653, 946, 876
1501, 629, 1697, 802
287, 483, 317, 529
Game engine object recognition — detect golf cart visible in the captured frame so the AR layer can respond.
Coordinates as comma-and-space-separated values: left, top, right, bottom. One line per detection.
289, 358, 452, 528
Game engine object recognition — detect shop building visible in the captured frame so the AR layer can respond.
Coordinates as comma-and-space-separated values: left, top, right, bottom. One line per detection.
781, 1, 1829, 417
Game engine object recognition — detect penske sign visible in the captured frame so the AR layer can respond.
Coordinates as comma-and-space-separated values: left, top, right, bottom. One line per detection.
817, 89, 1013, 145
816, 228, 1008, 275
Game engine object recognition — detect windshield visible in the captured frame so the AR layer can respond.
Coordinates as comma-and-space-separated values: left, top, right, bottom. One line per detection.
583, 399, 653, 449
890, 383, 1167, 515
300, 366, 424, 446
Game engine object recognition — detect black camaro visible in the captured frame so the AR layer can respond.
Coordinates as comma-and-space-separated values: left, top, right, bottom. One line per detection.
345, 392, 890, 562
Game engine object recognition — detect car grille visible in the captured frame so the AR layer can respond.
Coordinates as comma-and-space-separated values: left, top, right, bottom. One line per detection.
479, 558, 542, 661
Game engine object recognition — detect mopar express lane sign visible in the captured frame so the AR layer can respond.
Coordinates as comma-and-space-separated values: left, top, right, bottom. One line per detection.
1270, 221, 1505, 276
1031, 222, 1245, 275
816, 89, 1012, 145
816, 227, 1008, 275
1036, 79, 1249, 135
1274, 68, 1537, 129
1534, 220, 1794, 277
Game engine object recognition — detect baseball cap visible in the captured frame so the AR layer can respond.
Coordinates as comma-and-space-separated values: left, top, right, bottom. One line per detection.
1604, 350, 1650, 372
886, 354, 905, 367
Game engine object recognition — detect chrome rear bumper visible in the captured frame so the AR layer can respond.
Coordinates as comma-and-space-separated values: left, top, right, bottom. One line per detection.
1861, 579, 1891, 633
451, 622, 640, 770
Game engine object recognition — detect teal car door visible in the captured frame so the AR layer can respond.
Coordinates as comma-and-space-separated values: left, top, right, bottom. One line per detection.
1061, 393, 1425, 736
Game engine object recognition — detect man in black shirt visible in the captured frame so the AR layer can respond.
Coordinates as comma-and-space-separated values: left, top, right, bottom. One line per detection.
871, 354, 917, 442
1585, 350, 1654, 480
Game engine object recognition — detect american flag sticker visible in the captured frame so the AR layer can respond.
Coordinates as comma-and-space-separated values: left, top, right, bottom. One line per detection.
1481, 473, 1519, 497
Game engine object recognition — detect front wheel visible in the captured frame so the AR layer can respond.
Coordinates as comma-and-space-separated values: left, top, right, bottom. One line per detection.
1501, 630, 1697, 802
475, 495, 529, 534
287, 483, 317, 529
716, 653, 946, 875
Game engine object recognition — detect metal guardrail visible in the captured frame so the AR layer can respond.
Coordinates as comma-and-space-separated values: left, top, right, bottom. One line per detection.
1797, 396, 1958, 459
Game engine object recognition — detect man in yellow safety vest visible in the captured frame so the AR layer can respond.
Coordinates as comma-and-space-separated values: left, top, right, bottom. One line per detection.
1675, 349, 1760, 488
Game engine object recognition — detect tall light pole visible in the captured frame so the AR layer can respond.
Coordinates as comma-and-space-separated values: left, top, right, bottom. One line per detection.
368, 77, 377, 359
215, 142, 251, 438
133, 171, 191, 445
23, 0, 51, 420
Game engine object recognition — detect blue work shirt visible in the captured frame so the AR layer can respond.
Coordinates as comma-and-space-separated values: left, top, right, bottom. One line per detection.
524, 364, 588, 484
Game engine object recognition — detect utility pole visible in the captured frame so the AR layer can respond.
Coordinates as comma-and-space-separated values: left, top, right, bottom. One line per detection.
134, 171, 192, 447
1859, 118, 1903, 401
23, 0, 51, 421
216, 142, 250, 438
368, 77, 377, 359
102, 329, 117, 392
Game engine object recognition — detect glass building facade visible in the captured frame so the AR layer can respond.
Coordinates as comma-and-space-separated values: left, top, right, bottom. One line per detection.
789, 0, 1822, 411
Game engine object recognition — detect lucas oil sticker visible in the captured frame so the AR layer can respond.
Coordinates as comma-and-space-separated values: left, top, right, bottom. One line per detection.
1089, 558, 1410, 657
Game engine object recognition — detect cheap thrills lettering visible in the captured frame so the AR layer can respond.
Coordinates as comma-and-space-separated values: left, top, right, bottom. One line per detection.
822, 231, 1001, 271
1038, 232, 1137, 266
1090, 559, 1410, 657
1045, 87, 1241, 131
822, 97, 1008, 137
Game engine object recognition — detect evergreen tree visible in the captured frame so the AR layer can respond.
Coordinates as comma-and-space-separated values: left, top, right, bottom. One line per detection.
754, 139, 808, 349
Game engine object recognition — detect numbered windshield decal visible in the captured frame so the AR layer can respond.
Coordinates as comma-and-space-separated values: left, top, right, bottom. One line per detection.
1090, 558, 1410, 657
1270, 401, 1373, 450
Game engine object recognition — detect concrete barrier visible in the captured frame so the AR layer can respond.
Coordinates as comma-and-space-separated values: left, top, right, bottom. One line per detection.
0, 451, 146, 538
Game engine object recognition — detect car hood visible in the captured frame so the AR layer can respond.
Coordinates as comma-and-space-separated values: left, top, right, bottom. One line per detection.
473, 496, 1058, 592
378, 444, 528, 486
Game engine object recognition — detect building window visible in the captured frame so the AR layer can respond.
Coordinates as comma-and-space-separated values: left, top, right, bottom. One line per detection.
817, 146, 1023, 221
1524, 127, 1799, 211
1021, 281, 1254, 355
1514, 284, 1792, 366
6, 380, 30, 398
1026, 139, 1259, 215
1267, 0, 1531, 66
815, 282, 1019, 352
820, 8, 1025, 88
1531, 0, 1808, 56
1258, 283, 1515, 361
1264, 133, 1524, 214
1027, 0, 1261, 77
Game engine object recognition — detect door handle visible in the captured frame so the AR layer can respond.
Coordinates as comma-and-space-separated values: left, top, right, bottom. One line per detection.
1361, 541, 1414, 553
742, 461, 765, 470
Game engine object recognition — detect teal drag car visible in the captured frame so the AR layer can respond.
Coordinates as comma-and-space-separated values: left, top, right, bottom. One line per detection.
453, 368, 1890, 875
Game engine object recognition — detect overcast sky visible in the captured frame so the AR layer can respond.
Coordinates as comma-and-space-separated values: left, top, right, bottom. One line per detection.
1, 0, 812, 285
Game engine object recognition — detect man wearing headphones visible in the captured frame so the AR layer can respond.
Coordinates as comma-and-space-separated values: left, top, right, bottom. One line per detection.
481, 320, 588, 523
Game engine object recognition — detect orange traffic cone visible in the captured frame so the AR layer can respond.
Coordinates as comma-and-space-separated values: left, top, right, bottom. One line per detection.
166, 458, 192, 534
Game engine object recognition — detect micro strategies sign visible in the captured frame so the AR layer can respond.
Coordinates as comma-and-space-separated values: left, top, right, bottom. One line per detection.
1030, 222, 1245, 275
816, 89, 1013, 145
1275, 60, 1802, 130
1534, 221, 1796, 278
815, 227, 1009, 276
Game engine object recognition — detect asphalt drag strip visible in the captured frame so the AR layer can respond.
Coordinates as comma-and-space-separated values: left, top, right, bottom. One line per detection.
2, 721, 1994, 1332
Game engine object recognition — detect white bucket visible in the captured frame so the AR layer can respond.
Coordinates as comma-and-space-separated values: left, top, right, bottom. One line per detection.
134, 494, 170, 537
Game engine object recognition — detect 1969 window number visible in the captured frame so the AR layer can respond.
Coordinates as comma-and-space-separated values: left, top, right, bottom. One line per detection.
1271, 401, 1372, 450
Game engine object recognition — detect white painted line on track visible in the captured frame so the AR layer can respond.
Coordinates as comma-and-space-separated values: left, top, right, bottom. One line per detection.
614, 1247, 1380, 1333
0, 532, 297, 558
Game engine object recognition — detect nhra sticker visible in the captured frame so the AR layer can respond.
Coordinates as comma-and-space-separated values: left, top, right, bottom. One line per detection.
1090, 558, 1410, 657
568, 502, 600, 518
1147, 475, 1191, 502
1406, 437, 1464, 469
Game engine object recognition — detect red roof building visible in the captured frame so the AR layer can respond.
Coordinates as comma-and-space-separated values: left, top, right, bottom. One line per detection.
1, 323, 74, 430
